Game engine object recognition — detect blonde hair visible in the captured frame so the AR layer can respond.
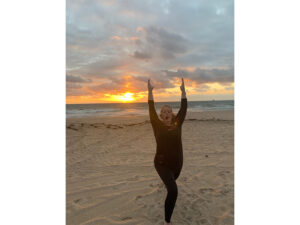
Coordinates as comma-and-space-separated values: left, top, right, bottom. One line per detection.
160, 105, 177, 123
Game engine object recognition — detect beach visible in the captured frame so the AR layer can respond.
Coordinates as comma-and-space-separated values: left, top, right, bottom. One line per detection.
66, 110, 234, 225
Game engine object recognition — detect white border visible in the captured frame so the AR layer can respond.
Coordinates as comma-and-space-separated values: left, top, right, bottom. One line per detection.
236, 0, 300, 224
0, 0, 65, 224
1, 0, 300, 224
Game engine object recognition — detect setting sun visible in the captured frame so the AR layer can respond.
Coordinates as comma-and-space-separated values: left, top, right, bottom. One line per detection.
103, 92, 135, 102
121, 92, 134, 102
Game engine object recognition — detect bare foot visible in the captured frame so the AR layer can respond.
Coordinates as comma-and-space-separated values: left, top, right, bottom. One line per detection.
164, 221, 172, 225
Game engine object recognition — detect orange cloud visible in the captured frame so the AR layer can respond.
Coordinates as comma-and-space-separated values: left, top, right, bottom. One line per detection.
181, 66, 196, 72
136, 26, 144, 33
111, 35, 121, 40
130, 36, 139, 41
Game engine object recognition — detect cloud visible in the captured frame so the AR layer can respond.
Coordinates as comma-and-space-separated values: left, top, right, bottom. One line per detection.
66, 74, 92, 83
111, 35, 122, 40
66, 83, 82, 89
225, 86, 234, 91
164, 67, 234, 84
87, 73, 175, 94
66, 0, 234, 101
66, 83, 91, 97
193, 84, 211, 92
133, 50, 152, 59
140, 26, 189, 59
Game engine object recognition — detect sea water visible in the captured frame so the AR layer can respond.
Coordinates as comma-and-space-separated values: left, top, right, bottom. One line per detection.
66, 100, 234, 118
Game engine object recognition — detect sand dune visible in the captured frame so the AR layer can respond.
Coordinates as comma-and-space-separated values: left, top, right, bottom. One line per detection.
66, 110, 234, 225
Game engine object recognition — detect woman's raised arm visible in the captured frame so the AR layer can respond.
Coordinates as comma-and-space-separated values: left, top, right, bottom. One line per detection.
148, 79, 160, 126
176, 78, 187, 125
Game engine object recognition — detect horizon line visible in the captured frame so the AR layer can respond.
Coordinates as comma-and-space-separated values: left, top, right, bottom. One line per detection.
66, 99, 234, 105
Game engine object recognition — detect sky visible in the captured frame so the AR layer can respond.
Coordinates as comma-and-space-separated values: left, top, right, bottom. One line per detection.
66, 0, 234, 104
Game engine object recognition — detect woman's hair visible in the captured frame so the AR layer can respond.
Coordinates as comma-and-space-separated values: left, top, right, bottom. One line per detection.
160, 105, 177, 124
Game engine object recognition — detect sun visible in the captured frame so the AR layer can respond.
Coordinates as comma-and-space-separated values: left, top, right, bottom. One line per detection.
119, 92, 134, 102
103, 92, 136, 102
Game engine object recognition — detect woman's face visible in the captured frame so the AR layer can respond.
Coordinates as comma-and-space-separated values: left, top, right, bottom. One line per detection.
160, 106, 173, 123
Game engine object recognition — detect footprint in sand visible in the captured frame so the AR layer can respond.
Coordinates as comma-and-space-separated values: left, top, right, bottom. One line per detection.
120, 216, 132, 221
220, 187, 231, 196
135, 195, 142, 200
105, 124, 124, 129
73, 197, 91, 206
187, 193, 198, 198
218, 170, 231, 179
67, 125, 79, 131
200, 218, 210, 224
128, 175, 139, 181
73, 198, 86, 205
73, 199, 81, 203
190, 201, 204, 214
149, 183, 164, 188
199, 188, 214, 194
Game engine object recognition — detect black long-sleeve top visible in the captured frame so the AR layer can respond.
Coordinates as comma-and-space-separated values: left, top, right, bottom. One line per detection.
148, 98, 187, 170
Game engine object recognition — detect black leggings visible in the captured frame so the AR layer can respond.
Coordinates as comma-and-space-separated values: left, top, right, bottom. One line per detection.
155, 163, 181, 223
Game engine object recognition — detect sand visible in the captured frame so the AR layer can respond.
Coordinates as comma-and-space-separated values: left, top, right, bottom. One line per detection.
66, 110, 234, 225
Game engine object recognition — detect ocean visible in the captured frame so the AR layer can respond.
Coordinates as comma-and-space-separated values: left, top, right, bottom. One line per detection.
66, 100, 234, 118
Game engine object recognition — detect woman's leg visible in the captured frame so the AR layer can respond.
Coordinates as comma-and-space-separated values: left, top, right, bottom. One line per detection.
174, 168, 181, 181
155, 164, 178, 223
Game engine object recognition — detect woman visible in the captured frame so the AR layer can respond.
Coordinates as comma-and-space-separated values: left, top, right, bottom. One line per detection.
148, 78, 187, 225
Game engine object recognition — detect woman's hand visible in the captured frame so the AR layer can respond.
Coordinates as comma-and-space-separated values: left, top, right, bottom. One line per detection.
180, 77, 186, 93
148, 79, 154, 100
148, 79, 154, 92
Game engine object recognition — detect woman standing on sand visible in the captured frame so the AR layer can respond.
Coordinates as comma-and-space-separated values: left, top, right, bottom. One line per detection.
148, 78, 187, 225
